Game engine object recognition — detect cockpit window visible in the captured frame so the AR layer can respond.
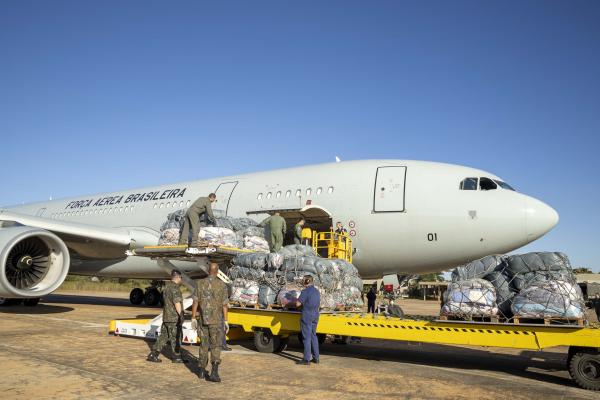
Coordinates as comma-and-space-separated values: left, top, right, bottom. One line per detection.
479, 177, 497, 191
493, 180, 516, 191
460, 178, 478, 190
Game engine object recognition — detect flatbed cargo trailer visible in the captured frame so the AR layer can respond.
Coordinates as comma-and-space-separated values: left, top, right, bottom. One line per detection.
115, 245, 600, 390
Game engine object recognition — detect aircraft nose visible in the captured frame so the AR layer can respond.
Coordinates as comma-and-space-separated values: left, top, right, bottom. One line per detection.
525, 197, 559, 241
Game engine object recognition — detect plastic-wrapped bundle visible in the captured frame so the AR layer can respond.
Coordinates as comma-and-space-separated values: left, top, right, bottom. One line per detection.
232, 253, 269, 270
242, 226, 265, 238
484, 271, 515, 318
158, 228, 181, 246
343, 286, 363, 307
230, 278, 259, 305
213, 217, 235, 230
258, 285, 278, 308
451, 255, 507, 282
267, 253, 284, 270
277, 245, 316, 258
243, 235, 270, 252
506, 252, 571, 276
511, 280, 585, 319
229, 217, 260, 232
277, 285, 303, 307
281, 256, 319, 275
227, 266, 265, 282
198, 227, 239, 247
319, 292, 338, 309
441, 279, 498, 317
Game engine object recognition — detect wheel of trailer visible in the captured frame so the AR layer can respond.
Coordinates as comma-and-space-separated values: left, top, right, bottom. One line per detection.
23, 298, 40, 307
569, 348, 600, 391
144, 289, 160, 306
254, 330, 282, 353
129, 288, 144, 305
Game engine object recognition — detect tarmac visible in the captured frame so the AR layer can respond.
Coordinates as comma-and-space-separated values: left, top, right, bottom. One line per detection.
0, 292, 598, 400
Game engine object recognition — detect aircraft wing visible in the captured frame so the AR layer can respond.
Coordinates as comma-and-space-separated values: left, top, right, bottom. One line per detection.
0, 209, 133, 259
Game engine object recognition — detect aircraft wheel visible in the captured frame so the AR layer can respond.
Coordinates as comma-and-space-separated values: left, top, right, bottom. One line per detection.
569, 347, 600, 391
129, 288, 144, 305
254, 330, 281, 353
144, 289, 161, 306
23, 298, 40, 306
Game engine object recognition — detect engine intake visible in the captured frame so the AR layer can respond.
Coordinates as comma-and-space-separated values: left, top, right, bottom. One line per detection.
0, 226, 70, 298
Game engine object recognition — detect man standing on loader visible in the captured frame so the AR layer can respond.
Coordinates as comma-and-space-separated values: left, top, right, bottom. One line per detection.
179, 193, 217, 254
259, 211, 287, 252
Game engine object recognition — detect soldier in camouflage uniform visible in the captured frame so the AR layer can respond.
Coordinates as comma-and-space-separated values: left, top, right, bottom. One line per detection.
191, 262, 229, 382
147, 270, 185, 363
259, 212, 287, 252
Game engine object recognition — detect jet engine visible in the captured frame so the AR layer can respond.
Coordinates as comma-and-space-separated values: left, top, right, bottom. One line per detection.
0, 226, 70, 298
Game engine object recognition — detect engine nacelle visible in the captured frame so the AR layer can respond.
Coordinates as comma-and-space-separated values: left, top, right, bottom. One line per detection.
0, 226, 70, 298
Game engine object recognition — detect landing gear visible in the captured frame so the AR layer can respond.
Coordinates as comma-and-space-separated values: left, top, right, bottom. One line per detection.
129, 281, 164, 306
568, 347, 600, 391
129, 288, 144, 305
144, 288, 161, 306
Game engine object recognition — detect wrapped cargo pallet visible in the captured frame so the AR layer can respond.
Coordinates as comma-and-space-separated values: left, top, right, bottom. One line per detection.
230, 278, 259, 306
511, 280, 585, 319
441, 279, 498, 317
277, 285, 303, 308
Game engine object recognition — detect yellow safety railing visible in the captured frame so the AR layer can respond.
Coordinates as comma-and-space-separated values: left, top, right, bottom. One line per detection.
312, 230, 353, 263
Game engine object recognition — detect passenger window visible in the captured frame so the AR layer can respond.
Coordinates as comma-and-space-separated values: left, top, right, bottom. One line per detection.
296, 189, 301, 197
276, 191, 281, 198
306, 188, 312, 196
166, 202, 170, 208
267, 192, 272, 199
285, 190, 291, 198
160, 203, 164, 208
316, 187, 322, 195
479, 177, 497, 191
257, 193, 263, 200
460, 178, 478, 190
186, 200, 190, 207
328, 186, 334, 194
179, 201, 184, 207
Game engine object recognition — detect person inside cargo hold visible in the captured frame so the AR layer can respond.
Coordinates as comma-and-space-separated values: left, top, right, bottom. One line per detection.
179, 193, 217, 254
259, 211, 287, 252
291, 275, 321, 365
293, 218, 305, 244
367, 284, 377, 314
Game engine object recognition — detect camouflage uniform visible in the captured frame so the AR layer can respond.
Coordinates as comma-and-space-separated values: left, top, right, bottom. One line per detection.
260, 215, 287, 252
193, 276, 229, 368
152, 281, 183, 355
178, 197, 216, 247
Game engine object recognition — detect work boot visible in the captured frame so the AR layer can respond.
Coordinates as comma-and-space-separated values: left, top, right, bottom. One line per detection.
295, 359, 310, 365
310, 358, 319, 364
197, 367, 207, 379
146, 351, 161, 363
222, 344, 232, 351
207, 362, 221, 382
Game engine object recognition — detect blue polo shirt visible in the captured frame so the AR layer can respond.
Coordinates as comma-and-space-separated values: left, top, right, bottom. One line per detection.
298, 285, 320, 323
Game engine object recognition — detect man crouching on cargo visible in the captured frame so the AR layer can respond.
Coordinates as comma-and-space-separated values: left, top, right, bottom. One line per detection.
191, 262, 229, 382
292, 275, 321, 365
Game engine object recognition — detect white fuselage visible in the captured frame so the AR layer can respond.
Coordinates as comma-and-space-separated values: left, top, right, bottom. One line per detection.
5, 160, 558, 279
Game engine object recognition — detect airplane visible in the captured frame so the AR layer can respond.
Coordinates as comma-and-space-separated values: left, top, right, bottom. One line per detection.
0, 159, 558, 306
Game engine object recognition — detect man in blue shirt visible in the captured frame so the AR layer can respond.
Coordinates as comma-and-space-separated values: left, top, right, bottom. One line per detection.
293, 275, 321, 365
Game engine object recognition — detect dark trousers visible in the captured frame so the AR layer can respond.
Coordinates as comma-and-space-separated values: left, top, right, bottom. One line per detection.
301, 318, 319, 361
368, 301, 376, 313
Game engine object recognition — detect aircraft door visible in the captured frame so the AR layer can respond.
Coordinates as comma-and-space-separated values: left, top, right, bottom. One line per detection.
374, 166, 406, 212
214, 181, 238, 216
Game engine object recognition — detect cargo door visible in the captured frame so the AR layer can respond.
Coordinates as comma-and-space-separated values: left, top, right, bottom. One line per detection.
373, 166, 406, 212
214, 181, 238, 216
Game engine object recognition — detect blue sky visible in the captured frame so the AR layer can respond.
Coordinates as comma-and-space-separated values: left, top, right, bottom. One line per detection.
1, 1, 599, 270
